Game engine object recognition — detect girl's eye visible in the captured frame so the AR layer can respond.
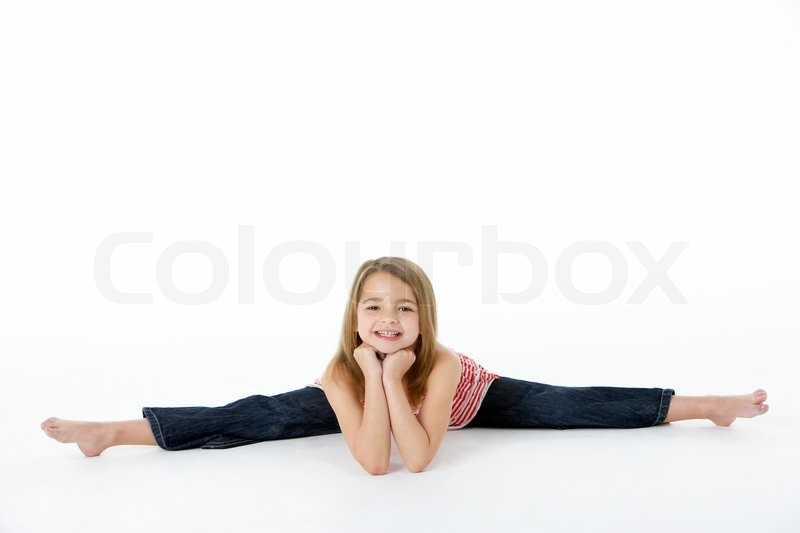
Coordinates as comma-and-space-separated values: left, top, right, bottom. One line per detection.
366, 306, 379, 310
399, 306, 415, 312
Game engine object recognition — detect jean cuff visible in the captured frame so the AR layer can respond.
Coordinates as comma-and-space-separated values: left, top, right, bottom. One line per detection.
652, 388, 676, 426
142, 407, 169, 450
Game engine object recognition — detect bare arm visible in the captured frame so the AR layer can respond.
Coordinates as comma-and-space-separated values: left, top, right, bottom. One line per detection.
353, 372, 391, 474
323, 344, 392, 475
382, 349, 461, 473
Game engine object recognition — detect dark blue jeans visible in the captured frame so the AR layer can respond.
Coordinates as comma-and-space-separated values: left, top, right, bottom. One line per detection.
463, 377, 674, 430
142, 377, 675, 450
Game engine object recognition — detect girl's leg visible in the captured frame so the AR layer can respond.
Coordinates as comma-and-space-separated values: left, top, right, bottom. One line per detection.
662, 389, 769, 425
465, 377, 769, 430
465, 377, 675, 429
41, 387, 341, 456
41, 418, 156, 457
141, 387, 341, 450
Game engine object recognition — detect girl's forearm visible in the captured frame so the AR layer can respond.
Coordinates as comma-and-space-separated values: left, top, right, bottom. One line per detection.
383, 378, 431, 473
354, 373, 391, 473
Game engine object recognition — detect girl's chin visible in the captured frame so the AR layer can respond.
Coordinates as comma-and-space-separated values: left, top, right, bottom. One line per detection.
374, 341, 409, 351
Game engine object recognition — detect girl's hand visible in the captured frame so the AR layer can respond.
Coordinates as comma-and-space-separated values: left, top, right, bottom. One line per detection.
353, 342, 384, 378
381, 348, 416, 383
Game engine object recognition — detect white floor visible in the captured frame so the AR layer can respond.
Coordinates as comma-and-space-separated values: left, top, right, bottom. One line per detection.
3, 317, 799, 532
3, 395, 798, 532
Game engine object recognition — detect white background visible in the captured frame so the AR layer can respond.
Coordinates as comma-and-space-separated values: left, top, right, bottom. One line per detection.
1, 1, 798, 532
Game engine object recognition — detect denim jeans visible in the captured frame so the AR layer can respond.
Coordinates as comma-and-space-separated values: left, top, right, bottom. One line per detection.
464, 377, 675, 430
142, 388, 341, 450
142, 378, 675, 450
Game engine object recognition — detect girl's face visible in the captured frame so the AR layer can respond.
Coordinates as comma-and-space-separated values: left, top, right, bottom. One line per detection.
356, 271, 421, 354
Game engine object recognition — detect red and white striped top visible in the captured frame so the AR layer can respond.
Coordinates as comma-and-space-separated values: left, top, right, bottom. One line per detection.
307, 350, 499, 430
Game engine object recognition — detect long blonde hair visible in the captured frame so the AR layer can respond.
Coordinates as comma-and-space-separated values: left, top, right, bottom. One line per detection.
329, 256, 438, 408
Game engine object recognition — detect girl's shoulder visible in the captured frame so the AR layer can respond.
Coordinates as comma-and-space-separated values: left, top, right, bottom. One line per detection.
435, 342, 456, 359
437, 343, 465, 363
433, 344, 463, 378
414, 345, 463, 414
435, 347, 498, 381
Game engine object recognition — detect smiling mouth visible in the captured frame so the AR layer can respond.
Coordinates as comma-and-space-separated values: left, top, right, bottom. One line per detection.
375, 331, 402, 339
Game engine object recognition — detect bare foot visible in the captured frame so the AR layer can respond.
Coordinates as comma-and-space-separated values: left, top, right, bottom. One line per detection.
708, 389, 769, 427
40, 417, 113, 457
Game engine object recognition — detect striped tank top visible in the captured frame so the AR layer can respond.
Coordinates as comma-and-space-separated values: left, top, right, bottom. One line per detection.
307, 351, 500, 430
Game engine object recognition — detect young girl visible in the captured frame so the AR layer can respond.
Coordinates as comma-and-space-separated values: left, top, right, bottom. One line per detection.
42, 256, 769, 475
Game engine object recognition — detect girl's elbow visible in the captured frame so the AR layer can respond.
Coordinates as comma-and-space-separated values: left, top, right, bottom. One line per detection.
353, 443, 389, 475
367, 466, 389, 476
362, 461, 389, 475
355, 451, 389, 475
406, 459, 431, 473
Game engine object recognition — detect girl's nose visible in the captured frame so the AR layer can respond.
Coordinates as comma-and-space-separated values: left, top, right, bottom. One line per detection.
380, 313, 398, 324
